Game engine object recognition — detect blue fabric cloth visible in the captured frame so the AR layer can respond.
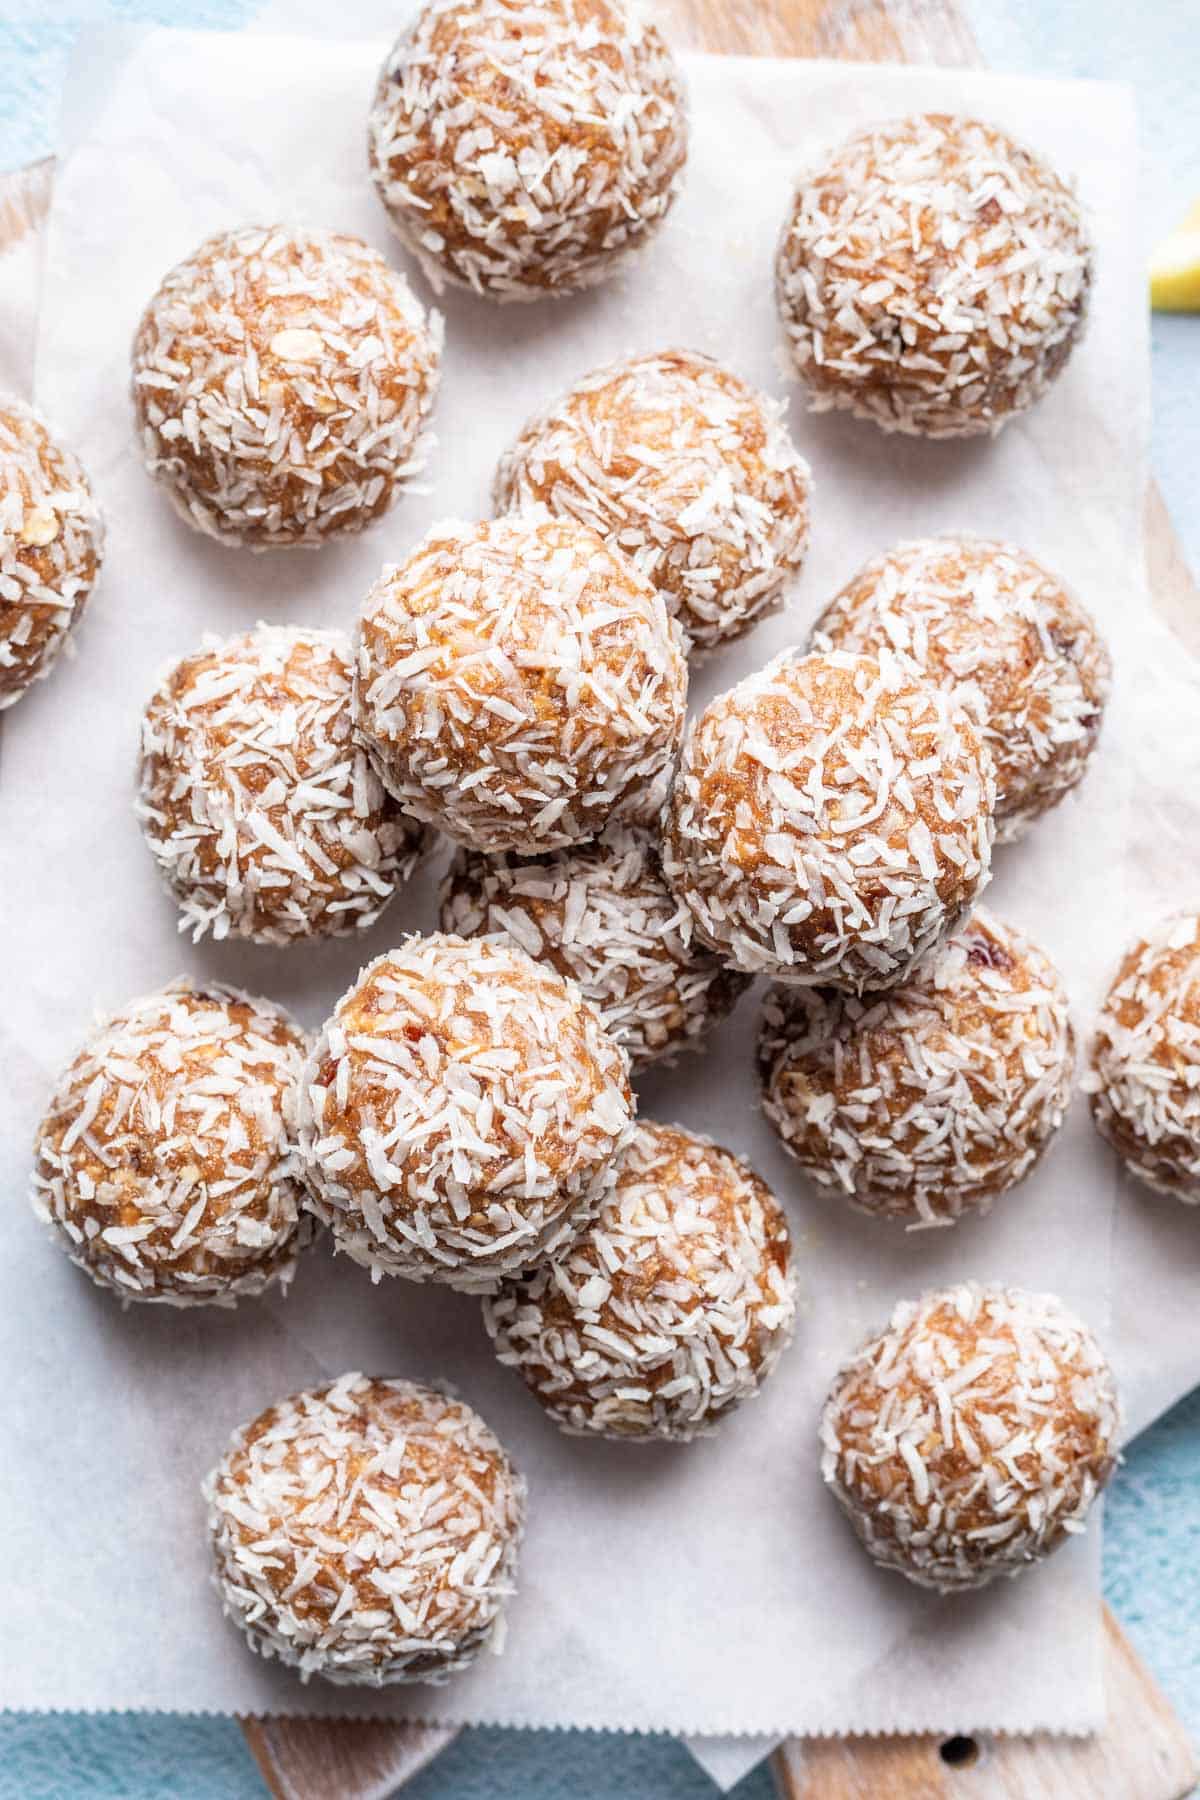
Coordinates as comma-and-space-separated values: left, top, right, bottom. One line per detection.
1, 3, 1197, 1793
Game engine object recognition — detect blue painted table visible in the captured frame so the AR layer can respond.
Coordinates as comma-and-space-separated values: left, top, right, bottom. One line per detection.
1, 2, 1196, 1794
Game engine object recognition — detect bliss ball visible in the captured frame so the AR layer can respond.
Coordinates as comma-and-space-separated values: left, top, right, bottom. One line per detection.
205, 1373, 525, 1685
820, 1282, 1120, 1591
759, 910, 1074, 1226
296, 933, 634, 1291
493, 349, 812, 654
131, 226, 441, 549
484, 1120, 796, 1440
136, 624, 431, 947
0, 397, 104, 710
776, 114, 1093, 438
354, 513, 687, 854
32, 979, 310, 1307
663, 649, 995, 992
438, 823, 749, 1068
813, 536, 1111, 844
1084, 911, 1200, 1202
367, 0, 688, 302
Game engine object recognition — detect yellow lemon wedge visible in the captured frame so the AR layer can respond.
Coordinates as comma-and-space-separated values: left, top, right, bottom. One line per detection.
1150, 199, 1200, 312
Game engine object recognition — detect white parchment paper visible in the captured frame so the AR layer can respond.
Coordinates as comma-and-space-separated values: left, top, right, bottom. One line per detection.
3, 25, 1192, 1746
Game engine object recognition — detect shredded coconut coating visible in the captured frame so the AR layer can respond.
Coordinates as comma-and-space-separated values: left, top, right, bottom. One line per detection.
820, 1282, 1119, 1592
1084, 911, 1200, 1203
776, 113, 1093, 439
131, 225, 442, 549
354, 512, 687, 854
439, 823, 749, 1069
296, 933, 635, 1291
367, 0, 688, 302
136, 624, 431, 947
0, 397, 104, 710
204, 1372, 525, 1685
31, 979, 311, 1307
760, 910, 1074, 1226
484, 1120, 796, 1440
813, 536, 1111, 844
662, 649, 995, 993
493, 349, 812, 654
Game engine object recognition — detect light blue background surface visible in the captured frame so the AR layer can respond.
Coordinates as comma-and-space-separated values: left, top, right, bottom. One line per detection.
1, 3, 1196, 1795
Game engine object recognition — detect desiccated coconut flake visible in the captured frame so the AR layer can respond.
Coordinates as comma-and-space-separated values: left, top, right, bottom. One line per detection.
775, 113, 1093, 439
812, 534, 1110, 844
204, 1374, 525, 1685
136, 623, 430, 947
439, 821, 748, 1068
354, 511, 687, 855
0, 396, 104, 709
295, 932, 635, 1292
484, 1120, 797, 1440
760, 908, 1074, 1225
494, 347, 811, 654
663, 647, 995, 993
368, 0, 688, 302
1085, 910, 1200, 1203
820, 1281, 1119, 1591
31, 977, 311, 1307
131, 226, 441, 549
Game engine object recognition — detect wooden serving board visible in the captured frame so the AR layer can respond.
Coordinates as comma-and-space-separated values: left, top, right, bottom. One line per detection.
2, 1, 1196, 1795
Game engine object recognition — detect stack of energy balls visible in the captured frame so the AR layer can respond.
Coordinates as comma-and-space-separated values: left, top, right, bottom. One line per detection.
21, 0, 1164, 1694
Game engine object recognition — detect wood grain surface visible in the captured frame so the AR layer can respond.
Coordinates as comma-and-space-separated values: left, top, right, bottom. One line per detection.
663, 0, 976, 60
0, 156, 52, 260
772, 1607, 1199, 1800
240, 1716, 455, 1800
0, 2, 1195, 1797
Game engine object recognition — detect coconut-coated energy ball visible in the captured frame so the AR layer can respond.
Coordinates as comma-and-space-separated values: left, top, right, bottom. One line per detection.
136, 625, 431, 947
813, 536, 1111, 844
484, 1121, 796, 1440
0, 397, 104, 709
493, 349, 812, 654
131, 226, 441, 549
439, 823, 749, 1068
205, 1372, 525, 1685
759, 911, 1074, 1226
31, 979, 310, 1306
296, 933, 634, 1291
663, 649, 995, 993
367, 0, 688, 302
354, 513, 687, 854
776, 114, 1093, 438
820, 1282, 1120, 1591
1084, 911, 1200, 1202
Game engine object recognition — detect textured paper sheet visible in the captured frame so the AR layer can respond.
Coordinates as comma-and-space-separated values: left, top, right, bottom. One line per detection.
0, 23, 1183, 1747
